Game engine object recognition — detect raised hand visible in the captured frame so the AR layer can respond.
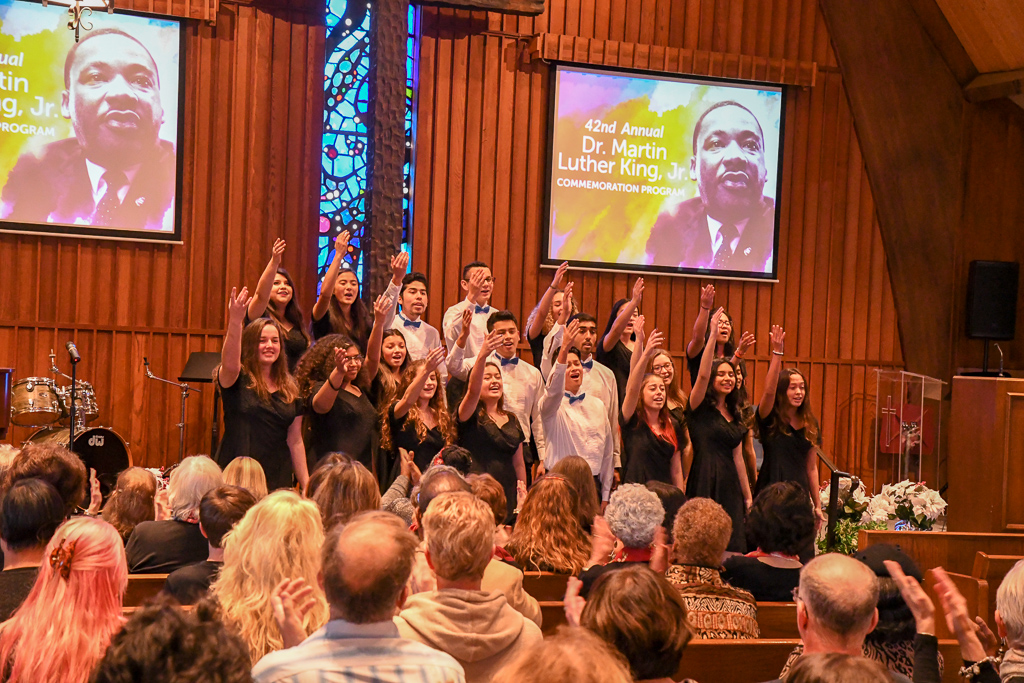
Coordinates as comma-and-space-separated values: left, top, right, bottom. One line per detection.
649, 526, 670, 574
551, 261, 569, 290
271, 238, 286, 264
468, 268, 488, 296
563, 317, 582, 347
227, 287, 251, 324
456, 307, 473, 346
333, 347, 348, 374
590, 515, 615, 561
271, 578, 317, 650
699, 284, 715, 309
424, 345, 446, 372
390, 251, 409, 281
769, 325, 785, 354
709, 306, 724, 333
633, 314, 647, 346
631, 277, 645, 304
334, 231, 350, 259
86, 468, 102, 515
516, 480, 527, 510
884, 560, 936, 636
645, 329, 665, 356
564, 577, 587, 628
558, 281, 575, 324
373, 292, 394, 321
399, 447, 422, 486
934, 567, 988, 661
481, 328, 503, 355
736, 331, 755, 354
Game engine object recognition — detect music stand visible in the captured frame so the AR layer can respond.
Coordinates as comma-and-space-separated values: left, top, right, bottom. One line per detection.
178, 352, 221, 455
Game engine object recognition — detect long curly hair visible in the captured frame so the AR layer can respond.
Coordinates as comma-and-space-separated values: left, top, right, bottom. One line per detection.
293, 334, 366, 397
699, 357, 744, 424
210, 490, 329, 664
268, 267, 311, 344
505, 476, 591, 574
380, 360, 455, 453
326, 270, 372, 350
0, 517, 127, 683
759, 369, 820, 445
238, 318, 299, 403
101, 467, 157, 542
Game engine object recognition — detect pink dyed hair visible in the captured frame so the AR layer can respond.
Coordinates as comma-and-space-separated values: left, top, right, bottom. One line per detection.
0, 516, 127, 683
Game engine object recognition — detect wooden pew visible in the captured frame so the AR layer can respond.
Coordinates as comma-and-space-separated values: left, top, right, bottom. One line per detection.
972, 552, 1023, 622
124, 574, 169, 607
922, 569, 988, 639
522, 571, 570, 602
756, 602, 799, 639
857, 530, 1024, 575
539, 601, 567, 635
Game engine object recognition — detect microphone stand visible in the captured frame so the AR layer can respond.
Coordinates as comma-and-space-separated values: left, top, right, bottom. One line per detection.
816, 447, 861, 552
68, 347, 80, 452
144, 358, 200, 463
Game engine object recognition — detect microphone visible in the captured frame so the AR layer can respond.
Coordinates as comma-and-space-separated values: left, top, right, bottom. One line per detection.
144, 357, 154, 378
66, 341, 81, 364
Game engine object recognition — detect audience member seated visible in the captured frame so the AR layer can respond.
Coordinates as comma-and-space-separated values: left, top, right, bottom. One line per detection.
0, 478, 64, 620
407, 466, 541, 626
786, 652, 893, 683
550, 455, 601, 534
126, 455, 223, 573
664, 497, 759, 639
2, 441, 87, 517
212, 490, 329, 664
997, 559, 1024, 681
164, 485, 257, 605
223, 456, 269, 501
491, 627, 633, 683
722, 481, 813, 601
435, 444, 473, 476
306, 454, 380, 530
101, 467, 158, 544
466, 473, 512, 548
252, 511, 466, 683
505, 475, 590, 574
91, 597, 254, 683
382, 447, 420, 526
574, 565, 694, 683
0, 516, 126, 683
396, 491, 542, 682
578, 484, 665, 597
644, 480, 686, 543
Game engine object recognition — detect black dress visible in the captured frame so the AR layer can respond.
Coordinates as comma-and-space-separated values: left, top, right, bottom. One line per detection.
305, 383, 380, 480
216, 376, 303, 492
685, 401, 748, 553
621, 413, 679, 486
686, 353, 702, 389
754, 411, 819, 497
388, 405, 446, 475
669, 405, 690, 451
459, 410, 524, 522
595, 338, 631, 409
527, 330, 546, 367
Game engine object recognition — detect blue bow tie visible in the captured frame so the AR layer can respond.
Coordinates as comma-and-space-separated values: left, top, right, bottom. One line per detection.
565, 392, 586, 405
499, 356, 519, 367
402, 317, 421, 330
474, 305, 491, 315
581, 359, 594, 370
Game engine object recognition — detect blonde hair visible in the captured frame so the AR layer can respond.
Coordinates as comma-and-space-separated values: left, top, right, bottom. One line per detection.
222, 457, 268, 501
168, 456, 223, 521
505, 476, 590, 574
211, 490, 329, 663
423, 492, 495, 581
492, 627, 632, 683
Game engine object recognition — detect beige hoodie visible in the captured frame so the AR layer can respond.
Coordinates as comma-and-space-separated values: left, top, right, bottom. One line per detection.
395, 589, 543, 683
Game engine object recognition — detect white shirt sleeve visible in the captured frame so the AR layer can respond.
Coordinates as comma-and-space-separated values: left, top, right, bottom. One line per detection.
541, 362, 567, 420
442, 300, 468, 353
445, 337, 474, 381
540, 323, 564, 380
529, 370, 547, 460
600, 425, 615, 501
381, 281, 401, 330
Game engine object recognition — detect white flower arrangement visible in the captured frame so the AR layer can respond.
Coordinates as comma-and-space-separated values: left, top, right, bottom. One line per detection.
819, 478, 946, 530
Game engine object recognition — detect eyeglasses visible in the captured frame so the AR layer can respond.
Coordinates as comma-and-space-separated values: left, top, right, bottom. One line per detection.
652, 363, 673, 373
343, 354, 363, 363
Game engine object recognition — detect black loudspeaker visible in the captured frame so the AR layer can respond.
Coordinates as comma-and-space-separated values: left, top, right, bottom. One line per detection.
966, 260, 1019, 340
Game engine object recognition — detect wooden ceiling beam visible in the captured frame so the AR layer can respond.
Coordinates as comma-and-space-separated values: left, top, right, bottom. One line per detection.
964, 68, 1024, 103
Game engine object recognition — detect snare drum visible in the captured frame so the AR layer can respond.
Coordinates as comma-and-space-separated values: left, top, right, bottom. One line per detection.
57, 381, 99, 426
10, 377, 61, 427
28, 426, 132, 503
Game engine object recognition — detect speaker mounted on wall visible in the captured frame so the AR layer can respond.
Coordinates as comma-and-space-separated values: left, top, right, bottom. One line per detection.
963, 260, 1019, 377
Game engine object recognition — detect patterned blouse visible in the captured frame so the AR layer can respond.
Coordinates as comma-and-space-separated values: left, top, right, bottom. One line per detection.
665, 564, 760, 639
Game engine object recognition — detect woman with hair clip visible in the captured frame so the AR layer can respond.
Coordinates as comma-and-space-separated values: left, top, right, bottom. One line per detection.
596, 277, 644, 408
754, 325, 826, 526
0, 516, 127, 683
687, 307, 752, 553
684, 284, 755, 386
525, 261, 576, 365
216, 287, 308, 492
621, 328, 685, 490
382, 347, 455, 477
458, 328, 527, 522
245, 238, 310, 371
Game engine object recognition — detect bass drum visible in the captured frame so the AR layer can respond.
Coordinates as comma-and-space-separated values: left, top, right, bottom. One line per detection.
28, 427, 132, 503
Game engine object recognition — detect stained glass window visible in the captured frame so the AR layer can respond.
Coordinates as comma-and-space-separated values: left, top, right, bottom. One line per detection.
319, 0, 417, 284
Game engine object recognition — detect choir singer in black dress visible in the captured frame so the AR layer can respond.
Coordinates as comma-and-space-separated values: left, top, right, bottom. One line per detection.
215, 287, 308, 492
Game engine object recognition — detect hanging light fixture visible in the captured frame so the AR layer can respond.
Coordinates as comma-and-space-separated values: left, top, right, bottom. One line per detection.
40, 0, 114, 43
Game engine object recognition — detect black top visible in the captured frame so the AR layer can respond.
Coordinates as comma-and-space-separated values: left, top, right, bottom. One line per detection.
459, 410, 524, 522
754, 410, 820, 497
686, 352, 703, 389
245, 313, 309, 372
311, 313, 370, 352
216, 375, 303, 492
669, 405, 690, 449
163, 560, 222, 605
596, 339, 631, 409
0, 567, 38, 621
721, 555, 802, 602
527, 331, 546, 368
389, 405, 446, 474
126, 519, 208, 574
685, 401, 748, 553
305, 383, 380, 479
621, 413, 679, 486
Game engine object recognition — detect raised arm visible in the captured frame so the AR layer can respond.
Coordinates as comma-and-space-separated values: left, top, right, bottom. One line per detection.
601, 277, 643, 353
218, 287, 251, 389
758, 325, 785, 419
363, 292, 394, 381
311, 347, 349, 414
312, 232, 350, 321
623, 328, 664, 422
445, 308, 474, 380
629, 314, 647, 372
458, 330, 502, 422
731, 331, 755, 366
394, 346, 445, 418
686, 284, 715, 358
540, 318, 579, 419
689, 307, 724, 410
248, 238, 286, 321
528, 261, 569, 340
287, 416, 309, 490
381, 251, 408, 329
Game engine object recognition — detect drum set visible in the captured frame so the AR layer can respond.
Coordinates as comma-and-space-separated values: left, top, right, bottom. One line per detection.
9, 351, 132, 500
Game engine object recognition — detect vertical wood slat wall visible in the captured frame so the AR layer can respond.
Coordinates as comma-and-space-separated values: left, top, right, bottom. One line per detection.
413, 0, 906, 488
0, 3, 325, 467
